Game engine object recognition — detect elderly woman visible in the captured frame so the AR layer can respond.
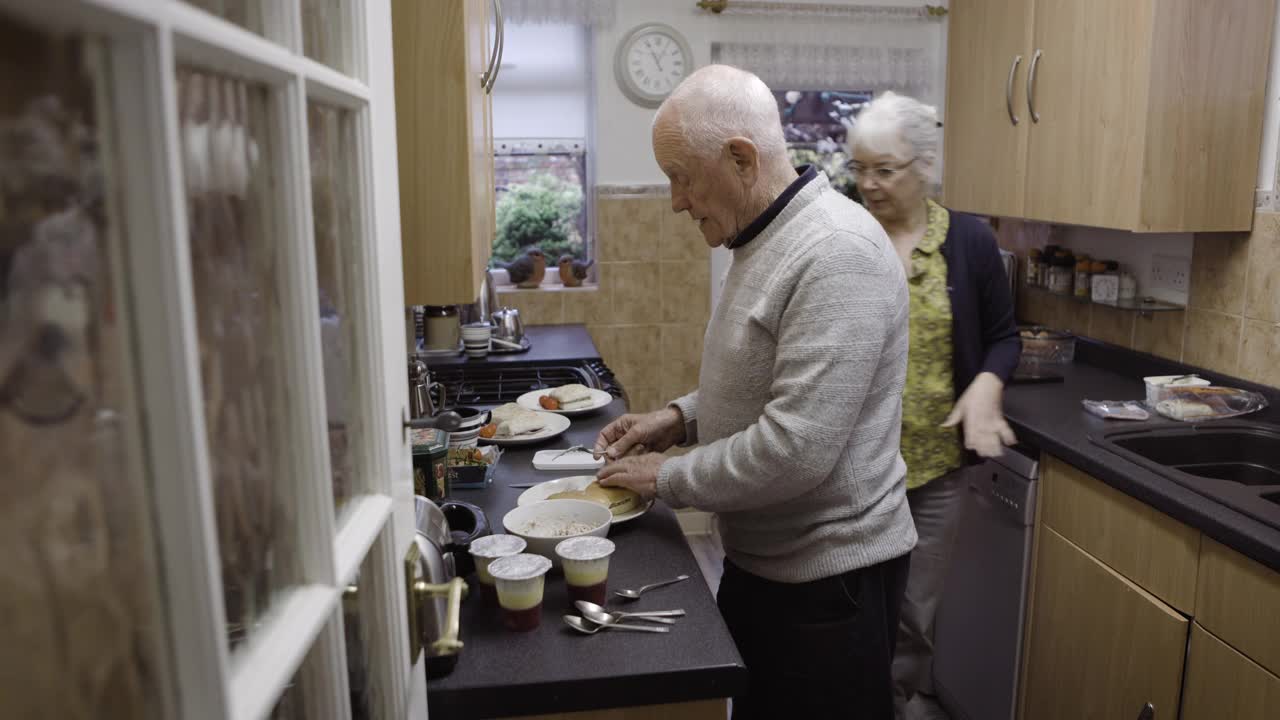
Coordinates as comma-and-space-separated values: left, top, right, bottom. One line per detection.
847, 91, 1021, 718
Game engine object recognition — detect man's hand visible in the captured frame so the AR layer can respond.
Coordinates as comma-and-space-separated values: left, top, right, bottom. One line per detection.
941, 372, 1017, 458
597, 453, 667, 500
593, 406, 686, 460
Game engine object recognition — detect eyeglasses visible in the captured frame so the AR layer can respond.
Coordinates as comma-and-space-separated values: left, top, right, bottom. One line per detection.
847, 157, 917, 184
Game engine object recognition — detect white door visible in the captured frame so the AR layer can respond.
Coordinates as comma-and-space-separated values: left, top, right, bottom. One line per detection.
0, 1, 424, 718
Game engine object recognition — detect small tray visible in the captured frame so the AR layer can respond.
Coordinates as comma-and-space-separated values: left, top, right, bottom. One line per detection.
488, 336, 532, 354
533, 448, 605, 471
416, 341, 464, 359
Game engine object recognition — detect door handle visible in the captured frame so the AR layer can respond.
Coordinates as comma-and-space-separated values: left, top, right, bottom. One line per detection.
484, 0, 505, 93
1005, 54, 1022, 126
479, 0, 502, 90
1026, 49, 1043, 123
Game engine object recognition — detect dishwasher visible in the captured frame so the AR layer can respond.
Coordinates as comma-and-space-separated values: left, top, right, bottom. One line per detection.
933, 445, 1039, 720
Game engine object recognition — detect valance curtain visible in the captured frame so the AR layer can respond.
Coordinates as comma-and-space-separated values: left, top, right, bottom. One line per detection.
502, 0, 617, 27
713, 42, 932, 95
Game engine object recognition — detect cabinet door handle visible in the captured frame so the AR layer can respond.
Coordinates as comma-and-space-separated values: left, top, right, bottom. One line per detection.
1005, 54, 1022, 126
1026, 48, 1043, 123
1137, 702, 1155, 720
484, 0, 505, 93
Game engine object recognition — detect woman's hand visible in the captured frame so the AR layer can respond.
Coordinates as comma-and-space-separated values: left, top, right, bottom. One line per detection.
942, 372, 1017, 458
593, 406, 686, 460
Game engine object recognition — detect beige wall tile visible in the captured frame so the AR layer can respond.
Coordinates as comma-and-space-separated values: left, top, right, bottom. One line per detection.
626, 385, 664, 414
1056, 297, 1091, 335
597, 197, 662, 262
661, 324, 705, 393
1132, 312, 1186, 361
1189, 231, 1250, 314
1087, 305, 1135, 347
562, 287, 612, 325
497, 289, 563, 325
610, 262, 661, 325
611, 324, 663, 389
661, 207, 712, 261
1183, 309, 1243, 375
661, 380, 698, 405
1244, 212, 1280, 322
586, 325, 617, 367
1238, 319, 1280, 387
660, 259, 711, 325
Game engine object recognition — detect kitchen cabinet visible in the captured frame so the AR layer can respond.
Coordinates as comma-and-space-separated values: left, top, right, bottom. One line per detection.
392, 0, 499, 306
1019, 527, 1188, 720
1182, 623, 1280, 720
1039, 455, 1200, 613
943, 0, 1277, 232
1194, 536, 1280, 678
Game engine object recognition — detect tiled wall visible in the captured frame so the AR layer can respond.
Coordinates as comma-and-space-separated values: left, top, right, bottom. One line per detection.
497, 190, 711, 413
999, 212, 1280, 388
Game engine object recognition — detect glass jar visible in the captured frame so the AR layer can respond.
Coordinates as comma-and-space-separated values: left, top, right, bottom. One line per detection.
1074, 256, 1093, 298
1048, 255, 1075, 295
1119, 271, 1138, 300
1091, 262, 1120, 303
1027, 249, 1043, 287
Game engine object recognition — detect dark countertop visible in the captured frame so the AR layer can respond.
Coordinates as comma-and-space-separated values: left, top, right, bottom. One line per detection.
427, 325, 601, 367
429, 398, 748, 719
1004, 342, 1280, 572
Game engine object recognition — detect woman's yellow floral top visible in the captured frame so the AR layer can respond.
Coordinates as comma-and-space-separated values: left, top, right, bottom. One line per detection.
902, 199, 964, 490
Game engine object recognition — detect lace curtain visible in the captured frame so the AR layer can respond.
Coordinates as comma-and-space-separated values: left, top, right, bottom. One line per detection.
503, 0, 616, 27
714, 42, 932, 95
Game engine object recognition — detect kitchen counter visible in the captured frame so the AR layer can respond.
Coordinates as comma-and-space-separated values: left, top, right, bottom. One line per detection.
1004, 341, 1280, 572
430, 398, 748, 719
427, 325, 602, 367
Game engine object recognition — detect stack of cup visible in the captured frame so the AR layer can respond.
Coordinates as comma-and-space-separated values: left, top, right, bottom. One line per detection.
469, 534, 527, 605
461, 322, 492, 358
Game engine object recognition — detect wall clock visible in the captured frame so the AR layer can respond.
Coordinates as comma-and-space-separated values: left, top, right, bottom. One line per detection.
613, 23, 693, 108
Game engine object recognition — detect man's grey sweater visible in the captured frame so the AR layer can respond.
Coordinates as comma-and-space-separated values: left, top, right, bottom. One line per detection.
657, 173, 917, 583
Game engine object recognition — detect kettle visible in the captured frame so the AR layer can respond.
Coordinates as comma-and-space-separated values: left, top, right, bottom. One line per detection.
408, 359, 446, 419
491, 306, 524, 343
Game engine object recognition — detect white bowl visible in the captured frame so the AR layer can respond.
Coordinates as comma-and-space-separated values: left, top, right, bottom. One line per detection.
502, 499, 612, 568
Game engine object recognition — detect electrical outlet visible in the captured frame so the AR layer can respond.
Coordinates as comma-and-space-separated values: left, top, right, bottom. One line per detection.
1150, 254, 1191, 293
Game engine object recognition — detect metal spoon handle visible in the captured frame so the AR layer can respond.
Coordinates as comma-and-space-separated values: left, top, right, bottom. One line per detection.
601, 623, 669, 633
638, 575, 690, 594
617, 615, 677, 625
618, 609, 685, 618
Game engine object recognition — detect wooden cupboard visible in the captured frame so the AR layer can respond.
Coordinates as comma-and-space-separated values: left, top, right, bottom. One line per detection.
1019, 456, 1280, 720
1019, 527, 1188, 720
392, 0, 499, 306
1182, 623, 1280, 720
943, 0, 1277, 232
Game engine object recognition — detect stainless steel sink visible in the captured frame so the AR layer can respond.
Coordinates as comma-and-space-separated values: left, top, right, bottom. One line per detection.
1092, 422, 1280, 530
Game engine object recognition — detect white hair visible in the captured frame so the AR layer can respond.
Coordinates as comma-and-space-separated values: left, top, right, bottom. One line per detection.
656, 64, 788, 163
848, 91, 940, 181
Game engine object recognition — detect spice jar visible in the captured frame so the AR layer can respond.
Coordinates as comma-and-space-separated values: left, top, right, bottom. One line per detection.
1027, 249, 1043, 288
1048, 252, 1075, 295
1074, 255, 1093, 298
1119, 270, 1138, 300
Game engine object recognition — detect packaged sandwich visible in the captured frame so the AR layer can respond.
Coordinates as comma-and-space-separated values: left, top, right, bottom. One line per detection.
1153, 386, 1268, 421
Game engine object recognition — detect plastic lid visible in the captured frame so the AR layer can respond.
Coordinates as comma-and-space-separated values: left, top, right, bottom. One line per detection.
555, 536, 616, 562
469, 534, 527, 559
488, 553, 552, 581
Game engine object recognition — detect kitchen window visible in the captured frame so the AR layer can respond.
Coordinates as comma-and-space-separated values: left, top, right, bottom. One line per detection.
775, 89, 872, 203
490, 20, 595, 283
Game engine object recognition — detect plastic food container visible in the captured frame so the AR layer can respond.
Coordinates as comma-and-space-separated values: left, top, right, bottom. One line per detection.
448, 445, 502, 489
1018, 326, 1077, 365
469, 534, 527, 605
556, 536, 616, 607
488, 553, 553, 632
1143, 374, 1211, 407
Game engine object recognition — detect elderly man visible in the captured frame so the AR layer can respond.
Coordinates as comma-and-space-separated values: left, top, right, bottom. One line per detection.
595, 65, 916, 719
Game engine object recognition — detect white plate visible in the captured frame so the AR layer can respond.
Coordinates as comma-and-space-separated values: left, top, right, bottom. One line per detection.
516, 388, 614, 416
516, 475, 654, 524
479, 411, 571, 446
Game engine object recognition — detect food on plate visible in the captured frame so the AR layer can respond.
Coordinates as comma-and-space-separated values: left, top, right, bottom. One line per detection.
539, 395, 561, 410
549, 383, 596, 410
491, 402, 526, 424
479, 423, 498, 439
496, 410, 548, 437
548, 481, 642, 516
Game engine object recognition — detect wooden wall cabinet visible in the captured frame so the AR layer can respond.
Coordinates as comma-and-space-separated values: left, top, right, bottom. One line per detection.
943, 0, 1277, 232
392, 0, 498, 306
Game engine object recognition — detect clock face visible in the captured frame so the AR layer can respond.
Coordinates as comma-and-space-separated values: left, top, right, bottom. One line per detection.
615, 24, 691, 107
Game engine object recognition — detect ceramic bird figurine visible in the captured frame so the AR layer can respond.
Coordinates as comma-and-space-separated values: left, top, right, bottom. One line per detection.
495, 248, 546, 288
558, 255, 594, 287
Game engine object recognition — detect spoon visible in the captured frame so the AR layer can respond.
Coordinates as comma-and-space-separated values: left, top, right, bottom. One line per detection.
614, 574, 690, 600
574, 600, 680, 625
563, 615, 669, 634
